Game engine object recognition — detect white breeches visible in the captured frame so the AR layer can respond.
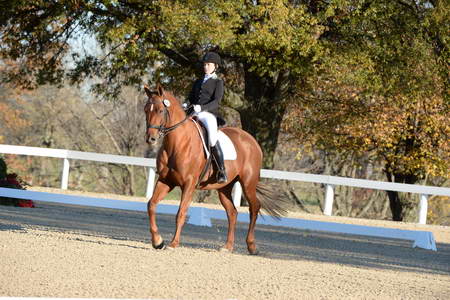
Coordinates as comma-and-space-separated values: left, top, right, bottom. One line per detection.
195, 111, 218, 146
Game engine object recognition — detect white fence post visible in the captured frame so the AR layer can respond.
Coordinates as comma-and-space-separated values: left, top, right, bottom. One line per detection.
323, 184, 334, 216
146, 168, 156, 199
61, 158, 70, 190
232, 182, 242, 208
418, 194, 429, 225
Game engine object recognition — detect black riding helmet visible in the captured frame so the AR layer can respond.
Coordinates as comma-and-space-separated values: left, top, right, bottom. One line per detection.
202, 52, 221, 66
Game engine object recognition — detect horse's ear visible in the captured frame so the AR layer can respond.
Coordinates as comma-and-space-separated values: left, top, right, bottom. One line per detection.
156, 82, 164, 96
144, 85, 153, 98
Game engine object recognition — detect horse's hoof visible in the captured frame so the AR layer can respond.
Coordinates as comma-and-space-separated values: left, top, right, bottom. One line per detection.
153, 240, 166, 250
165, 245, 175, 251
248, 249, 259, 256
219, 247, 233, 253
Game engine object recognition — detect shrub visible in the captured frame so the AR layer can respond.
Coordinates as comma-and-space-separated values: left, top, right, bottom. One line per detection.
0, 156, 34, 207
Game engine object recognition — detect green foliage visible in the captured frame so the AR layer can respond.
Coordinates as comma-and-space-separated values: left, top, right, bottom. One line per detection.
282, 0, 449, 220
286, 0, 449, 181
1, 0, 448, 191
0, 0, 324, 92
0, 0, 328, 168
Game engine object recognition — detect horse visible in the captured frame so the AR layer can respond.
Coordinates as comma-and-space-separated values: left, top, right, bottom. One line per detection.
144, 84, 290, 254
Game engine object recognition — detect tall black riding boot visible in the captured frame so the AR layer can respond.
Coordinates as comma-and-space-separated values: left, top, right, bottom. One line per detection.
211, 143, 228, 183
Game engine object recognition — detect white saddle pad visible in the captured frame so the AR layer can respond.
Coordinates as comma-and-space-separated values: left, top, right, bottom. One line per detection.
218, 130, 237, 160
192, 119, 237, 161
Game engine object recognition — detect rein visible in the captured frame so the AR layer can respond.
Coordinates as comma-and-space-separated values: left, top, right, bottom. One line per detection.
146, 101, 189, 137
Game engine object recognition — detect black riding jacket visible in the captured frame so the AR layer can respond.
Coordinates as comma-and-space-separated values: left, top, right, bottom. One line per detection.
186, 76, 224, 117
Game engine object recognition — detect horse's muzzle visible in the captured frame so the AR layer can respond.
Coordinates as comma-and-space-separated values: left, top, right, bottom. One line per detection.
146, 133, 159, 145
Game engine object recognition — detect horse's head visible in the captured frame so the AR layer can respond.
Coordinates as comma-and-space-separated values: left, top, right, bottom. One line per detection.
144, 83, 186, 144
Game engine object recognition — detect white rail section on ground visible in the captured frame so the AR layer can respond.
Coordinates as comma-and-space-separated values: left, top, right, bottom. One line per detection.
1, 144, 448, 251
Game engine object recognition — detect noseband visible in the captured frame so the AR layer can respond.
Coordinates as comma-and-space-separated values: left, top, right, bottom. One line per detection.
146, 99, 189, 138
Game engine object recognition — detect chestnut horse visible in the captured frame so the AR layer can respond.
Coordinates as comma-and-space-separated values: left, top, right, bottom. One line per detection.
144, 84, 289, 254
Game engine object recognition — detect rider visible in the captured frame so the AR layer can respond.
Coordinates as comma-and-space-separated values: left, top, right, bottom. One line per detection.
185, 51, 227, 183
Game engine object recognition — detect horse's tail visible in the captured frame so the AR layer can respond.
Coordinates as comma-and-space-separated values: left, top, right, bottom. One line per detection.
256, 182, 292, 219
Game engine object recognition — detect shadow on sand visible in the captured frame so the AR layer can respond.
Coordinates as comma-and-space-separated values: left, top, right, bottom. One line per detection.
1, 201, 448, 276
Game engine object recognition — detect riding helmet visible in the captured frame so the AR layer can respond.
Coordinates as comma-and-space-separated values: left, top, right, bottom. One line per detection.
202, 52, 221, 66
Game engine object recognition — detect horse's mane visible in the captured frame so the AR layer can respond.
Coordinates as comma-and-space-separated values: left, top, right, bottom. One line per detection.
162, 90, 182, 106
160, 89, 186, 117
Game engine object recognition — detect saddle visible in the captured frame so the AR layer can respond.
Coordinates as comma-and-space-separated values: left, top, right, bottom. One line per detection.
191, 118, 216, 186
191, 117, 237, 186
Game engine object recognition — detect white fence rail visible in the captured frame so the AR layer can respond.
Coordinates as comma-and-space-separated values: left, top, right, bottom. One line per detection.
1, 144, 450, 225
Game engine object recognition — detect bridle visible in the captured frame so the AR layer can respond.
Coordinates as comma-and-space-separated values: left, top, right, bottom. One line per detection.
146, 98, 189, 138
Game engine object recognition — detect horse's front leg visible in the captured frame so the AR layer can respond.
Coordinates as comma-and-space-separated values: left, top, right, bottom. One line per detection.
148, 180, 173, 249
168, 183, 196, 249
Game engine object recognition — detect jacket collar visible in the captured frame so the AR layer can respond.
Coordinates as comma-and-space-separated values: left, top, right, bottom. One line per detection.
203, 73, 217, 83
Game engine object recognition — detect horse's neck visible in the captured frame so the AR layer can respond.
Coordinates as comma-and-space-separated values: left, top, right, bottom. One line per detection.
162, 118, 197, 156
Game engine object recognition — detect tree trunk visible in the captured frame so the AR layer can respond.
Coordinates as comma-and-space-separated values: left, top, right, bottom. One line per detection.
238, 68, 289, 169
239, 105, 286, 169
385, 170, 418, 221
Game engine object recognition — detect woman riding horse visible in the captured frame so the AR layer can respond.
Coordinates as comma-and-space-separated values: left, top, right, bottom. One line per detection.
143, 56, 290, 254
185, 51, 227, 183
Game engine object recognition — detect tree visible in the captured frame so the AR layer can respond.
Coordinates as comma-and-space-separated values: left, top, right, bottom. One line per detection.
284, 0, 449, 221
2, 1, 448, 221
0, 0, 326, 168
0, 82, 30, 145
1, 82, 150, 196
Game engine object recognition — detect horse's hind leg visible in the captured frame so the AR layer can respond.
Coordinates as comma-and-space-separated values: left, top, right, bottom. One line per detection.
148, 180, 173, 249
241, 182, 261, 255
217, 185, 237, 252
